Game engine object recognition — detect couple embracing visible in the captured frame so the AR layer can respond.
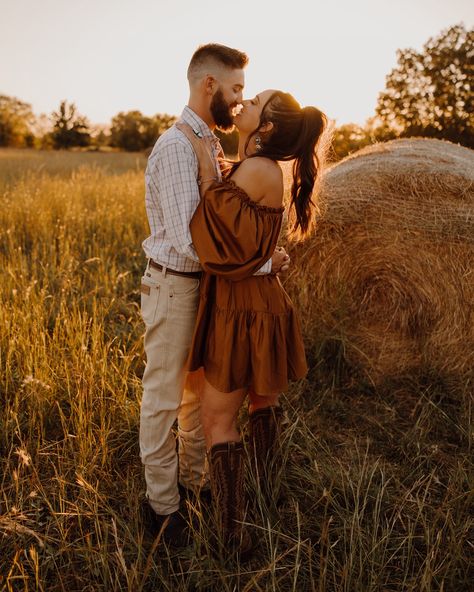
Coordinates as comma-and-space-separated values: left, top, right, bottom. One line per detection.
140, 43, 327, 560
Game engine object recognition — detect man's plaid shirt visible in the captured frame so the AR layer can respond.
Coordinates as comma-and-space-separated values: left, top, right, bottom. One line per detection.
142, 106, 272, 274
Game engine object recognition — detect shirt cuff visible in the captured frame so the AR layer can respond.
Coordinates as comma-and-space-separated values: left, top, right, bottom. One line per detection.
254, 258, 272, 276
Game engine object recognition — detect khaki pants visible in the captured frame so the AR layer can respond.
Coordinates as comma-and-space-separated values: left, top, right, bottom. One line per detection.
140, 262, 207, 515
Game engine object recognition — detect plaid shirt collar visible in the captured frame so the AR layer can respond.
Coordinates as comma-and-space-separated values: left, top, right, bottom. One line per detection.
180, 106, 218, 141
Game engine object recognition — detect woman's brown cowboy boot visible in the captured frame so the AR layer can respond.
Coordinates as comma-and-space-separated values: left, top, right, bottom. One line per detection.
248, 406, 284, 498
208, 441, 253, 561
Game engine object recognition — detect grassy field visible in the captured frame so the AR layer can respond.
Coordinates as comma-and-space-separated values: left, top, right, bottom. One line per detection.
0, 149, 472, 591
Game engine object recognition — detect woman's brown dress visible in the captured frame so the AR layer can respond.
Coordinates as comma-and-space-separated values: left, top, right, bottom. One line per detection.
187, 178, 308, 394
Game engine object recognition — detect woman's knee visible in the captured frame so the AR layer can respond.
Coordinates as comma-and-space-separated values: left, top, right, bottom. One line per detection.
201, 407, 236, 434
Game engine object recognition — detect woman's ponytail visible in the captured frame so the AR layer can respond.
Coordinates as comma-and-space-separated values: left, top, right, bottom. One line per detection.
241, 91, 328, 238
290, 106, 327, 237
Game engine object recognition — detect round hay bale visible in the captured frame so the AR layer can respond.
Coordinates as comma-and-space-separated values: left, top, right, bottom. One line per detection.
285, 138, 474, 390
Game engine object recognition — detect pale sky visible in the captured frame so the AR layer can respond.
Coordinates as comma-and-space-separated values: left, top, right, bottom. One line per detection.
1, 0, 472, 127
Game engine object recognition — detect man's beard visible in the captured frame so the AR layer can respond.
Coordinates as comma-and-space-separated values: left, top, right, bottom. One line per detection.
210, 88, 235, 131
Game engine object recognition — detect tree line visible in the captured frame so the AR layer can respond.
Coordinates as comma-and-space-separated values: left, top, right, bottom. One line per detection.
0, 24, 472, 159
0, 96, 177, 153
331, 24, 473, 158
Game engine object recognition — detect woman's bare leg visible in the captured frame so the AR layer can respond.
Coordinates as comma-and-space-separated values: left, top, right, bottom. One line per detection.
200, 379, 247, 449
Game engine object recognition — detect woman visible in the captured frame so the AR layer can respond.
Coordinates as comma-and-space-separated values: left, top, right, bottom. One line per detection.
177, 89, 327, 559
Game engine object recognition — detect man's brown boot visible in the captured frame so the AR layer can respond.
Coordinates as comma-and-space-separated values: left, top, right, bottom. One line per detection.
208, 441, 253, 561
248, 406, 284, 498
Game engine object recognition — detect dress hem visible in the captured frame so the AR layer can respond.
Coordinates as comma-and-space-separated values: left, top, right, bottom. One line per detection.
188, 364, 306, 396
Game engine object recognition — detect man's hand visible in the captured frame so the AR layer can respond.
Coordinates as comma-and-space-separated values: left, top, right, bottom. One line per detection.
271, 246, 291, 274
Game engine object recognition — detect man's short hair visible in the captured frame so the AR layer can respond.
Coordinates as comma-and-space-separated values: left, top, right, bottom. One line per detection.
187, 43, 249, 81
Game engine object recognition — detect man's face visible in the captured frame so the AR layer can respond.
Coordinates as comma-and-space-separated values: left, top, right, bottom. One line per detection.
210, 68, 244, 130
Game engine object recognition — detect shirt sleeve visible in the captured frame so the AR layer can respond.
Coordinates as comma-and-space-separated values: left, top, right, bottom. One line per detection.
255, 258, 272, 275
153, 139, 200, 263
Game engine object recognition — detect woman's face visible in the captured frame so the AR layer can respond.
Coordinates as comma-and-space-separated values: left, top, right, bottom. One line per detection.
233, 89, 276, 133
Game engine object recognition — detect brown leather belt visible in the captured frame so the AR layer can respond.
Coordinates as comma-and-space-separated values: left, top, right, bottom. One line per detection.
148, 259, 202, 279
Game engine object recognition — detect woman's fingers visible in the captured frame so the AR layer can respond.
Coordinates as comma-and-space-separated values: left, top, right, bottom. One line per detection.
176, 122, 216, 176
176, 123, 212, 158
202, 136, 215, 153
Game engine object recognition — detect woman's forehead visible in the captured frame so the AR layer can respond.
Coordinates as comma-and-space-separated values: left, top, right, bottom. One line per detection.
256, 89, 278, 104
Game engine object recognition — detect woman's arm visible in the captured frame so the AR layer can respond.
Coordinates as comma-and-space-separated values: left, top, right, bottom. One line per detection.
176, 123, 218, 188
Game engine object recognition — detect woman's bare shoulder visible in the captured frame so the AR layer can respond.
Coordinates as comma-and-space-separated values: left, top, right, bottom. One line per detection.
230, 157, 283, 208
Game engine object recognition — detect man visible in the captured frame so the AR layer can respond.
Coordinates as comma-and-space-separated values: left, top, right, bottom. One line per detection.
140, 43, 290, 546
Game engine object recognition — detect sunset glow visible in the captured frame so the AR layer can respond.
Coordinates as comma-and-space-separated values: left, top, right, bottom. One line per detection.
1, 0, 473, 126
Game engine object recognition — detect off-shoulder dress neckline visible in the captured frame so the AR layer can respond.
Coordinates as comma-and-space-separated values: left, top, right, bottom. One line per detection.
222, 178, 285, 214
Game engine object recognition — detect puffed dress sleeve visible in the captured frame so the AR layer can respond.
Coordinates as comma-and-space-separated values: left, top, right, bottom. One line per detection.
189, 179, 284, 281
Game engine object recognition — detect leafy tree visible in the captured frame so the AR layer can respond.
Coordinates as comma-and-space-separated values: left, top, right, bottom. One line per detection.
330, 123, 373, 161
50, 101, 91, 149
151, 113, 177, 138
110, 111, 176, 152
376, 24, 473, 147
329, 118, 399, 161
0, 95, 35, 147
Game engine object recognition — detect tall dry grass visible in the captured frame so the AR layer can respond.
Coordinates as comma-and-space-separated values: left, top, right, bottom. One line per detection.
0, 148, 147, 191
0, 150, 472, 591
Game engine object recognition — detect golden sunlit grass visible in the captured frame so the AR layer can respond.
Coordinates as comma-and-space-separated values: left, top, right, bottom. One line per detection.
0, 148, 147, 191
1, 149, 472, 591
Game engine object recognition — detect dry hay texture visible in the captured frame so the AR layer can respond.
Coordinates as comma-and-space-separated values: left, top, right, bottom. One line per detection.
286, 138, 474, 391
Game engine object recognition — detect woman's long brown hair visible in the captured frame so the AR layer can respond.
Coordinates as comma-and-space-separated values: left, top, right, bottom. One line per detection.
230, 92, 327, 238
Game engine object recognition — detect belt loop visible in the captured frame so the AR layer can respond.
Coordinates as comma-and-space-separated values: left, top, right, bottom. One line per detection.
161, 264, 167, 278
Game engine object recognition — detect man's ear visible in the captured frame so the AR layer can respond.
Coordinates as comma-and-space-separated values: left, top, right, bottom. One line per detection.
204, 75, 216, 95
259, 121, 274, 133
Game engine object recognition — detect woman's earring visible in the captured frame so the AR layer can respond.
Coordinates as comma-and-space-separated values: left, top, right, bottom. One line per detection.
255, 135, 262, 152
